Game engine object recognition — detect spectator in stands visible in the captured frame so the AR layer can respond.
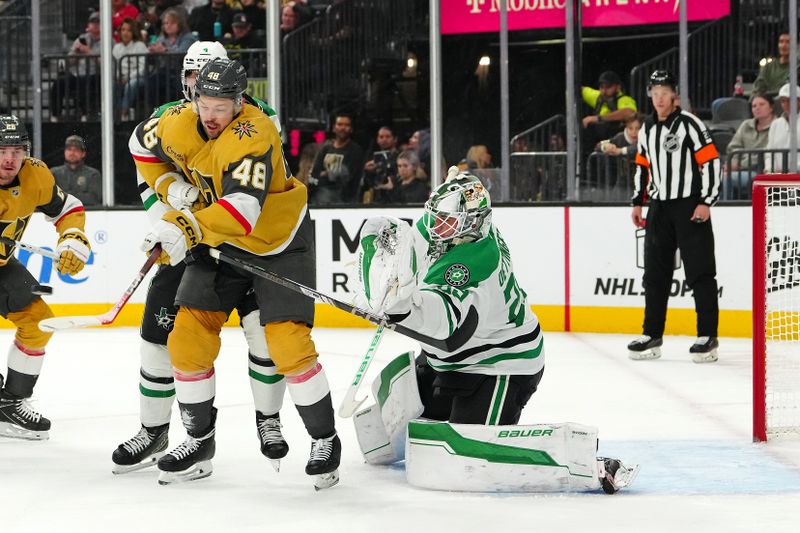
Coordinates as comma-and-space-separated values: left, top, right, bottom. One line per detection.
753, 30, 798, 98
548, 133, 565, 151
281, 4, 300, 34
189, 0, 237, 41
50, 11, 102, 122
384, 150, 430, 204
362, 126, 399, 203
309, 114, 365, 205
148, 7, 196, 55
225, 13, 261, 50
296, 141, 321, 186
50, 135, 102, 206
765, 83, 800, 172
112, 0, 140, 42
597, 113, 643, 158
113, 18, 149, 121
725, 93, 774, 198
465, 145, 493, 169
581, 70, 638, 153
145, 8, 196, 106
136, 0, 181, 39
237, 0, 266, 32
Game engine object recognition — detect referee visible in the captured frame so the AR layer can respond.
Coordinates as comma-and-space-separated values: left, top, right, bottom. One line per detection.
627, 70, 721, 364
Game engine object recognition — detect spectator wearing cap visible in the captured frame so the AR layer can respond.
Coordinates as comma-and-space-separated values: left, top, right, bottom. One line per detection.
50, 136, 102, 206
225, 12, 261, 50
581, 70, 638, 154
765, 83, 800, 172
189, 0, 236, 41
237, 0, 266, 32
50, 11, 103, 121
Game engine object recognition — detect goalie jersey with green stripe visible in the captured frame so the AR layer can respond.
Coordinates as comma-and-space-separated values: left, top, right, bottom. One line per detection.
358, 210, 544, 377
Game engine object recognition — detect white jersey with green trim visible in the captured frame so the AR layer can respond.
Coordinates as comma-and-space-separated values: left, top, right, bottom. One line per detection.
394, 215, 544, 376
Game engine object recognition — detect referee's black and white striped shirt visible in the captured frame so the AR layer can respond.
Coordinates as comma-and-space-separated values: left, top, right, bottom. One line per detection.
632, 107, 721, 206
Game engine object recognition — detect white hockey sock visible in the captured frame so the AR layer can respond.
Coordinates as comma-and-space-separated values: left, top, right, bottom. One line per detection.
249, 354, 286, 416
139, 340, 175, 427
286, 362, 330, 407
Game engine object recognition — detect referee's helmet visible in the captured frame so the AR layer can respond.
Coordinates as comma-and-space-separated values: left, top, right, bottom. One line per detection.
647, 69, 678, 95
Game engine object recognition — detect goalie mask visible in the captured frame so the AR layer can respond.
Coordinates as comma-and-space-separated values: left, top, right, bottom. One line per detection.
424, 168, 491, 252
182, 41, 228, 101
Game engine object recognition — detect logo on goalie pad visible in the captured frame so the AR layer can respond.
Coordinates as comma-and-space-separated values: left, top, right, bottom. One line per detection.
445, 264, 470, 287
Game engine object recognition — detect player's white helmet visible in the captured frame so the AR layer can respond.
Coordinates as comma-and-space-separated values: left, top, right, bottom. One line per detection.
424, 166, 492, 252
182, 41, 228, 101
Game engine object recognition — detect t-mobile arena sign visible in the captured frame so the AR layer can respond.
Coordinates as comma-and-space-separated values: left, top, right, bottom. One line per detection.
441, 0, 731, 35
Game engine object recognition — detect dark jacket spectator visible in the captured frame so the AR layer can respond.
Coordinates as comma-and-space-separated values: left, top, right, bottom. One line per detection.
51, 136, 103, 206
309, 115, 365, 204
189, 0, 237, 41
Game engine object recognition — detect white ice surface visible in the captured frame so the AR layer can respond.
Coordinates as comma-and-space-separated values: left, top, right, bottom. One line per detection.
2, 329, 800, 533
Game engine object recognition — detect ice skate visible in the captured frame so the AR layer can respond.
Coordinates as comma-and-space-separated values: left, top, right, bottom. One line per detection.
598, 457, 639, 494
112, 423, 169, 474
256, 412, 288, 472
627, 335, 663, 360
690, 336, 719, 363
306, 433, 341, 490
0, 389, 50, 441
157, 426, 215, 485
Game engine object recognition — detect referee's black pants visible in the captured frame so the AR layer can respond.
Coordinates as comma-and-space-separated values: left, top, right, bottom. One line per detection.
642, 197, 719, 338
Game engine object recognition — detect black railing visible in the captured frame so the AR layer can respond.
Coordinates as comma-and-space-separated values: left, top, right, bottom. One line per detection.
508, 152, 568, 202
509, 115, 566, 153
281, 0, 416, 129
724, 148, 795, 200
584, 152, 635, 202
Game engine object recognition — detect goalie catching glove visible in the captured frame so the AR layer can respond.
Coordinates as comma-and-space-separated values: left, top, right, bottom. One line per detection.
141, 209, 202, 266
56, 228, 91, 275
355, 216, 417, 314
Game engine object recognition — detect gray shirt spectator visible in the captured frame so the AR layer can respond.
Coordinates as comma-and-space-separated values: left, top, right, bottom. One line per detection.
51, 136, 102, 206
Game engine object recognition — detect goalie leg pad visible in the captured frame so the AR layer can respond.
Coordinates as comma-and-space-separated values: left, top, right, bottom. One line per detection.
354, 352, 424, 465
406, 420, 603, 492
139, 340, 175, 427
166, 308, 226, 372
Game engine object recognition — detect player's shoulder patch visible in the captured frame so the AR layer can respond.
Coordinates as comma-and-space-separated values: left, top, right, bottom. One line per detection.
444, 263, 470, 288
232, 119, 258, 140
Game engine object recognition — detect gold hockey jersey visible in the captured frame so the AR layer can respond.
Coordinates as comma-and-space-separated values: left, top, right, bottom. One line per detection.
0, 158, 86, 265
130, 103, 307, 256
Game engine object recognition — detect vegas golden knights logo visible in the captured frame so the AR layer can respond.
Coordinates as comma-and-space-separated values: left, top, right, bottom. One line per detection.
0, 216, 30, 261
190, 169, 218, 206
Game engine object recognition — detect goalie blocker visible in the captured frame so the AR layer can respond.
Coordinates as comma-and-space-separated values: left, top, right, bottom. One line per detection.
354, 354, 638, 493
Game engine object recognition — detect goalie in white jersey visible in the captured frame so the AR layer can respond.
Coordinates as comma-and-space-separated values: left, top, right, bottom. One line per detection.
360, 167, 544, 424
353, 168, 638, 494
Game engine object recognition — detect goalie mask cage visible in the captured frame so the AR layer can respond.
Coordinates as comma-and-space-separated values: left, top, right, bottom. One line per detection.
753, 174, 800, 442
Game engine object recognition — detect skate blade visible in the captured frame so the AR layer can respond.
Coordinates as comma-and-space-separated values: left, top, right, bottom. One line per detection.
613, 463, 641, 491
269, 459, 281, 473
157, 460, 213, 485
628, 347, 661, 361
692, 348, 719, 364
314, 469, 340, 491
112, 451, 166, 475
0, 422, 49, 441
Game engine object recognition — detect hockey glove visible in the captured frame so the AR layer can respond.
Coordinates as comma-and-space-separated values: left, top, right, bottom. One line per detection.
356, 217, 414, 312
141, 209, 202, 266
166, 179, 200, 211
56, 228, 91, 276
380, 231, 418, 315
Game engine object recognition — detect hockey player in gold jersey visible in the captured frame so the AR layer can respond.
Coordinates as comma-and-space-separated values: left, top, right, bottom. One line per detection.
0, 115, 91, 440
129, 59, 340, 488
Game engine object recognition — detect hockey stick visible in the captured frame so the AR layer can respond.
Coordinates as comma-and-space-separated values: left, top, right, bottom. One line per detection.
338, 325, 386, 418
208, 248, 478, 352
0, 236, 59, 261
38, 245, 162, 332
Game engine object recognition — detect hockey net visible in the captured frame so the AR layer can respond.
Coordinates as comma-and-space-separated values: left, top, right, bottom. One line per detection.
753, 175, 800, 441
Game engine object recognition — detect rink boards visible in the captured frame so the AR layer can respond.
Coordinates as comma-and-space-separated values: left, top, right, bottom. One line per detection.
3, 206, 751, 337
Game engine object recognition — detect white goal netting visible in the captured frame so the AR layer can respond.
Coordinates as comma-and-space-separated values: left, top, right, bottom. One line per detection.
764, 184, 800, 438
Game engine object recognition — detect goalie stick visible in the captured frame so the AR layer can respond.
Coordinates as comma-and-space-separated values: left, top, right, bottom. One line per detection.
38, 245, 162, 332
208, 248, 478, 353
0, 236, 59, 261
338, 325, 385, 418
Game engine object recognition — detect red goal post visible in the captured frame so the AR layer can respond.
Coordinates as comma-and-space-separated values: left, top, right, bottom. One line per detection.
752, 174, 800, 442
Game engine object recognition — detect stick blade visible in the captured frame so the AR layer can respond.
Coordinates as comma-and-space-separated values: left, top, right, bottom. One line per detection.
39, 316, 103, 332
338, 394, 368, 419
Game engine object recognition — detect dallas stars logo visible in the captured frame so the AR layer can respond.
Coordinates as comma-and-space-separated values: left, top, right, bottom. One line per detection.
444, 263, 470, 288
233, 120, 257, 139
154, 307, 176, 330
